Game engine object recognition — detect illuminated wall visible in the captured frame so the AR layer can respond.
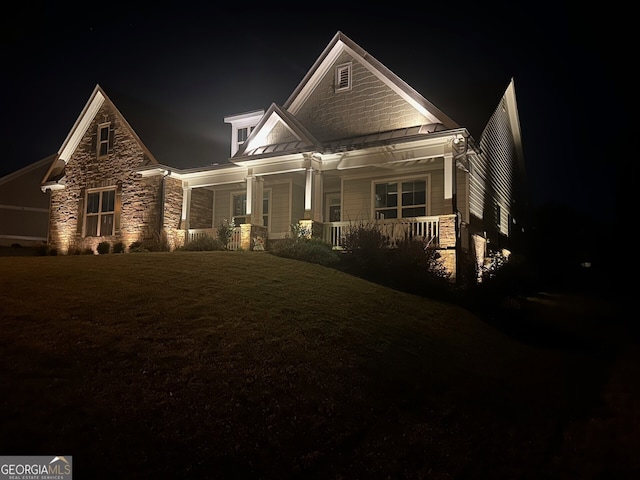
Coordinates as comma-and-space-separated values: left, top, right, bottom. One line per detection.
47, 102, 163, 253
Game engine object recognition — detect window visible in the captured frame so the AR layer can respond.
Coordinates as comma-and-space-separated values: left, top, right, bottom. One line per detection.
98, 123, 110, 157
327, 194, 341, 222
232, 193, 247, 224
335, 63, 352, 92
237, 127, 249, 144
375, 179, 426, 219
86, 188, 115, 236
236, 126, 254, 149
262, 190, 269, 228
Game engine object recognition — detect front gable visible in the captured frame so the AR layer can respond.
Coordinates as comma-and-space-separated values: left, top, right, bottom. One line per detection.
42, 85, 158, 190
236, 103, 320, 159
284, 32, 460, 143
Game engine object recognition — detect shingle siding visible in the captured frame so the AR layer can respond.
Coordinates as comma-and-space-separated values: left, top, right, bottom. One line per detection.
295, 52, 430, 141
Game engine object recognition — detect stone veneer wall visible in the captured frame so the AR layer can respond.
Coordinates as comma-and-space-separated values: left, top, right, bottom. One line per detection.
162, 176, 184, 250
48, 102, 162, 254
437, 214, 458, 281
189, 188, 213, 229
438, 214, 457, 249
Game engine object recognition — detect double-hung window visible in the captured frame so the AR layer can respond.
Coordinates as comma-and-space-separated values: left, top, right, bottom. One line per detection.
98, 123, 110, 157
86, 188, 115, 236
232, 193, 247, 225
231, 191, 269, 226
375, 179, 426, 219
236, 126, 254, 152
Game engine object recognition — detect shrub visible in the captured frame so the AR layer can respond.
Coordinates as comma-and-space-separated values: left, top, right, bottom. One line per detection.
217, 219, 235, 249
270, 235, 340, 267
112, 241, 125, 253
340, 222, 389, 274
129, 241, 147, 253
383, 239, 452, 299
179, 236, 224, 251
97, 241, 111, 254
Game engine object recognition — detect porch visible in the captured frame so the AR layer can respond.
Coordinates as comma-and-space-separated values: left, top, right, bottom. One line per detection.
186, 216, 442, 251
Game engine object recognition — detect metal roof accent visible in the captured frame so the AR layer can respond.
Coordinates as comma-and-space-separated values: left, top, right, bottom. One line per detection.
241, 123, 450, 159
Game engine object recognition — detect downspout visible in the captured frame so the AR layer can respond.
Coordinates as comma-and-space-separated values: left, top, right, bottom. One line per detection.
159, 170, 170, 234
452, 134, 469, 286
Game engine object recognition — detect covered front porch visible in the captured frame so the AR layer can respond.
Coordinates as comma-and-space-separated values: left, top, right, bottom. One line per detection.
185, 214, 452, 252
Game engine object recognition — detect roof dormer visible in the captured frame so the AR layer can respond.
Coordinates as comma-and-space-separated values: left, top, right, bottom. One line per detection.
224, 109, 265, 157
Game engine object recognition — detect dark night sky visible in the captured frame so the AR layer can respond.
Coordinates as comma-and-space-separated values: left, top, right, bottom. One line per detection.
0, 2, 630, 221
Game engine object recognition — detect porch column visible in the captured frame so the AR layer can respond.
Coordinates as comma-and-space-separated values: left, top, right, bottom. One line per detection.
304, 167, 313, 219
245, 171, 254, 223
312, 170, 323, 222
181, 186, 191, 231
254, 177, 264, 226
444, 152, 454, 201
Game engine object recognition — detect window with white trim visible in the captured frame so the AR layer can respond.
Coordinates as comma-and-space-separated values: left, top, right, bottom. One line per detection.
262, 190, 270, 228
236, 126, 255, 151
86, 188, 115, 236
374, 179, 426, 219
232, 193, 247, 225
98, 123, 110, 157
335, 63, 352, 92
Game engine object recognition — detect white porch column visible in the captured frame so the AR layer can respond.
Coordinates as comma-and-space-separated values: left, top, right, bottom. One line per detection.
304, 167, 313, 217
444, 153, 453, 200
245, 173, 254, 221
312, 170, 323, 222
254, 177, 264, 226
181, 186, 192, 230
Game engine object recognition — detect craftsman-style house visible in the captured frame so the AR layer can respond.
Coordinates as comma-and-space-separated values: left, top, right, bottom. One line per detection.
40, 31, 527, 280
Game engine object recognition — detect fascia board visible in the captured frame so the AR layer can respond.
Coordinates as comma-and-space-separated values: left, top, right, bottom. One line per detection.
58, 88, 105, 163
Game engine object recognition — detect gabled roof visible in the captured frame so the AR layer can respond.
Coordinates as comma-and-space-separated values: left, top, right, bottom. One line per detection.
284, 31, 460, 130
231, 31, 468, 163
235, 103, 321, 159
41, 85, 159, 187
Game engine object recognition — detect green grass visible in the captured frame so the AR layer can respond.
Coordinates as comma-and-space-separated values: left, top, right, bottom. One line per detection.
0, 252, 637, 479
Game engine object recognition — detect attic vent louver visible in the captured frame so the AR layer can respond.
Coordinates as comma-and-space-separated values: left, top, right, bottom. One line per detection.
335, 63, 352, 92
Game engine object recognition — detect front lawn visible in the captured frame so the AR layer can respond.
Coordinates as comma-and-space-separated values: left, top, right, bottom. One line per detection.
0, 252, 636, 479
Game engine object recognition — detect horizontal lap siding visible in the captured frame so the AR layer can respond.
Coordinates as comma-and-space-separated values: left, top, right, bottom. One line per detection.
342, 178, 371, 222
429, 169, 446, 216
213, 189, 232, 225
269, 182, 292, 236
291, 183, 304, 225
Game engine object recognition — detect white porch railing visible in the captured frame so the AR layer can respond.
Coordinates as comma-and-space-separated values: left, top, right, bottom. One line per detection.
187, 227, 242, 250
323, 216, 440, 249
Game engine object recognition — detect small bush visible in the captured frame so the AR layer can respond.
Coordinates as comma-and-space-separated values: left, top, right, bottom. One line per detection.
129, 241, 147, 253
340, 222, 389, 274
217, 219, 235, 249
270, 236, 340, 266
179, 236, 224, 251
97, 241, 111, 254
383, 239, 452, 299
112, 241, 125, 253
